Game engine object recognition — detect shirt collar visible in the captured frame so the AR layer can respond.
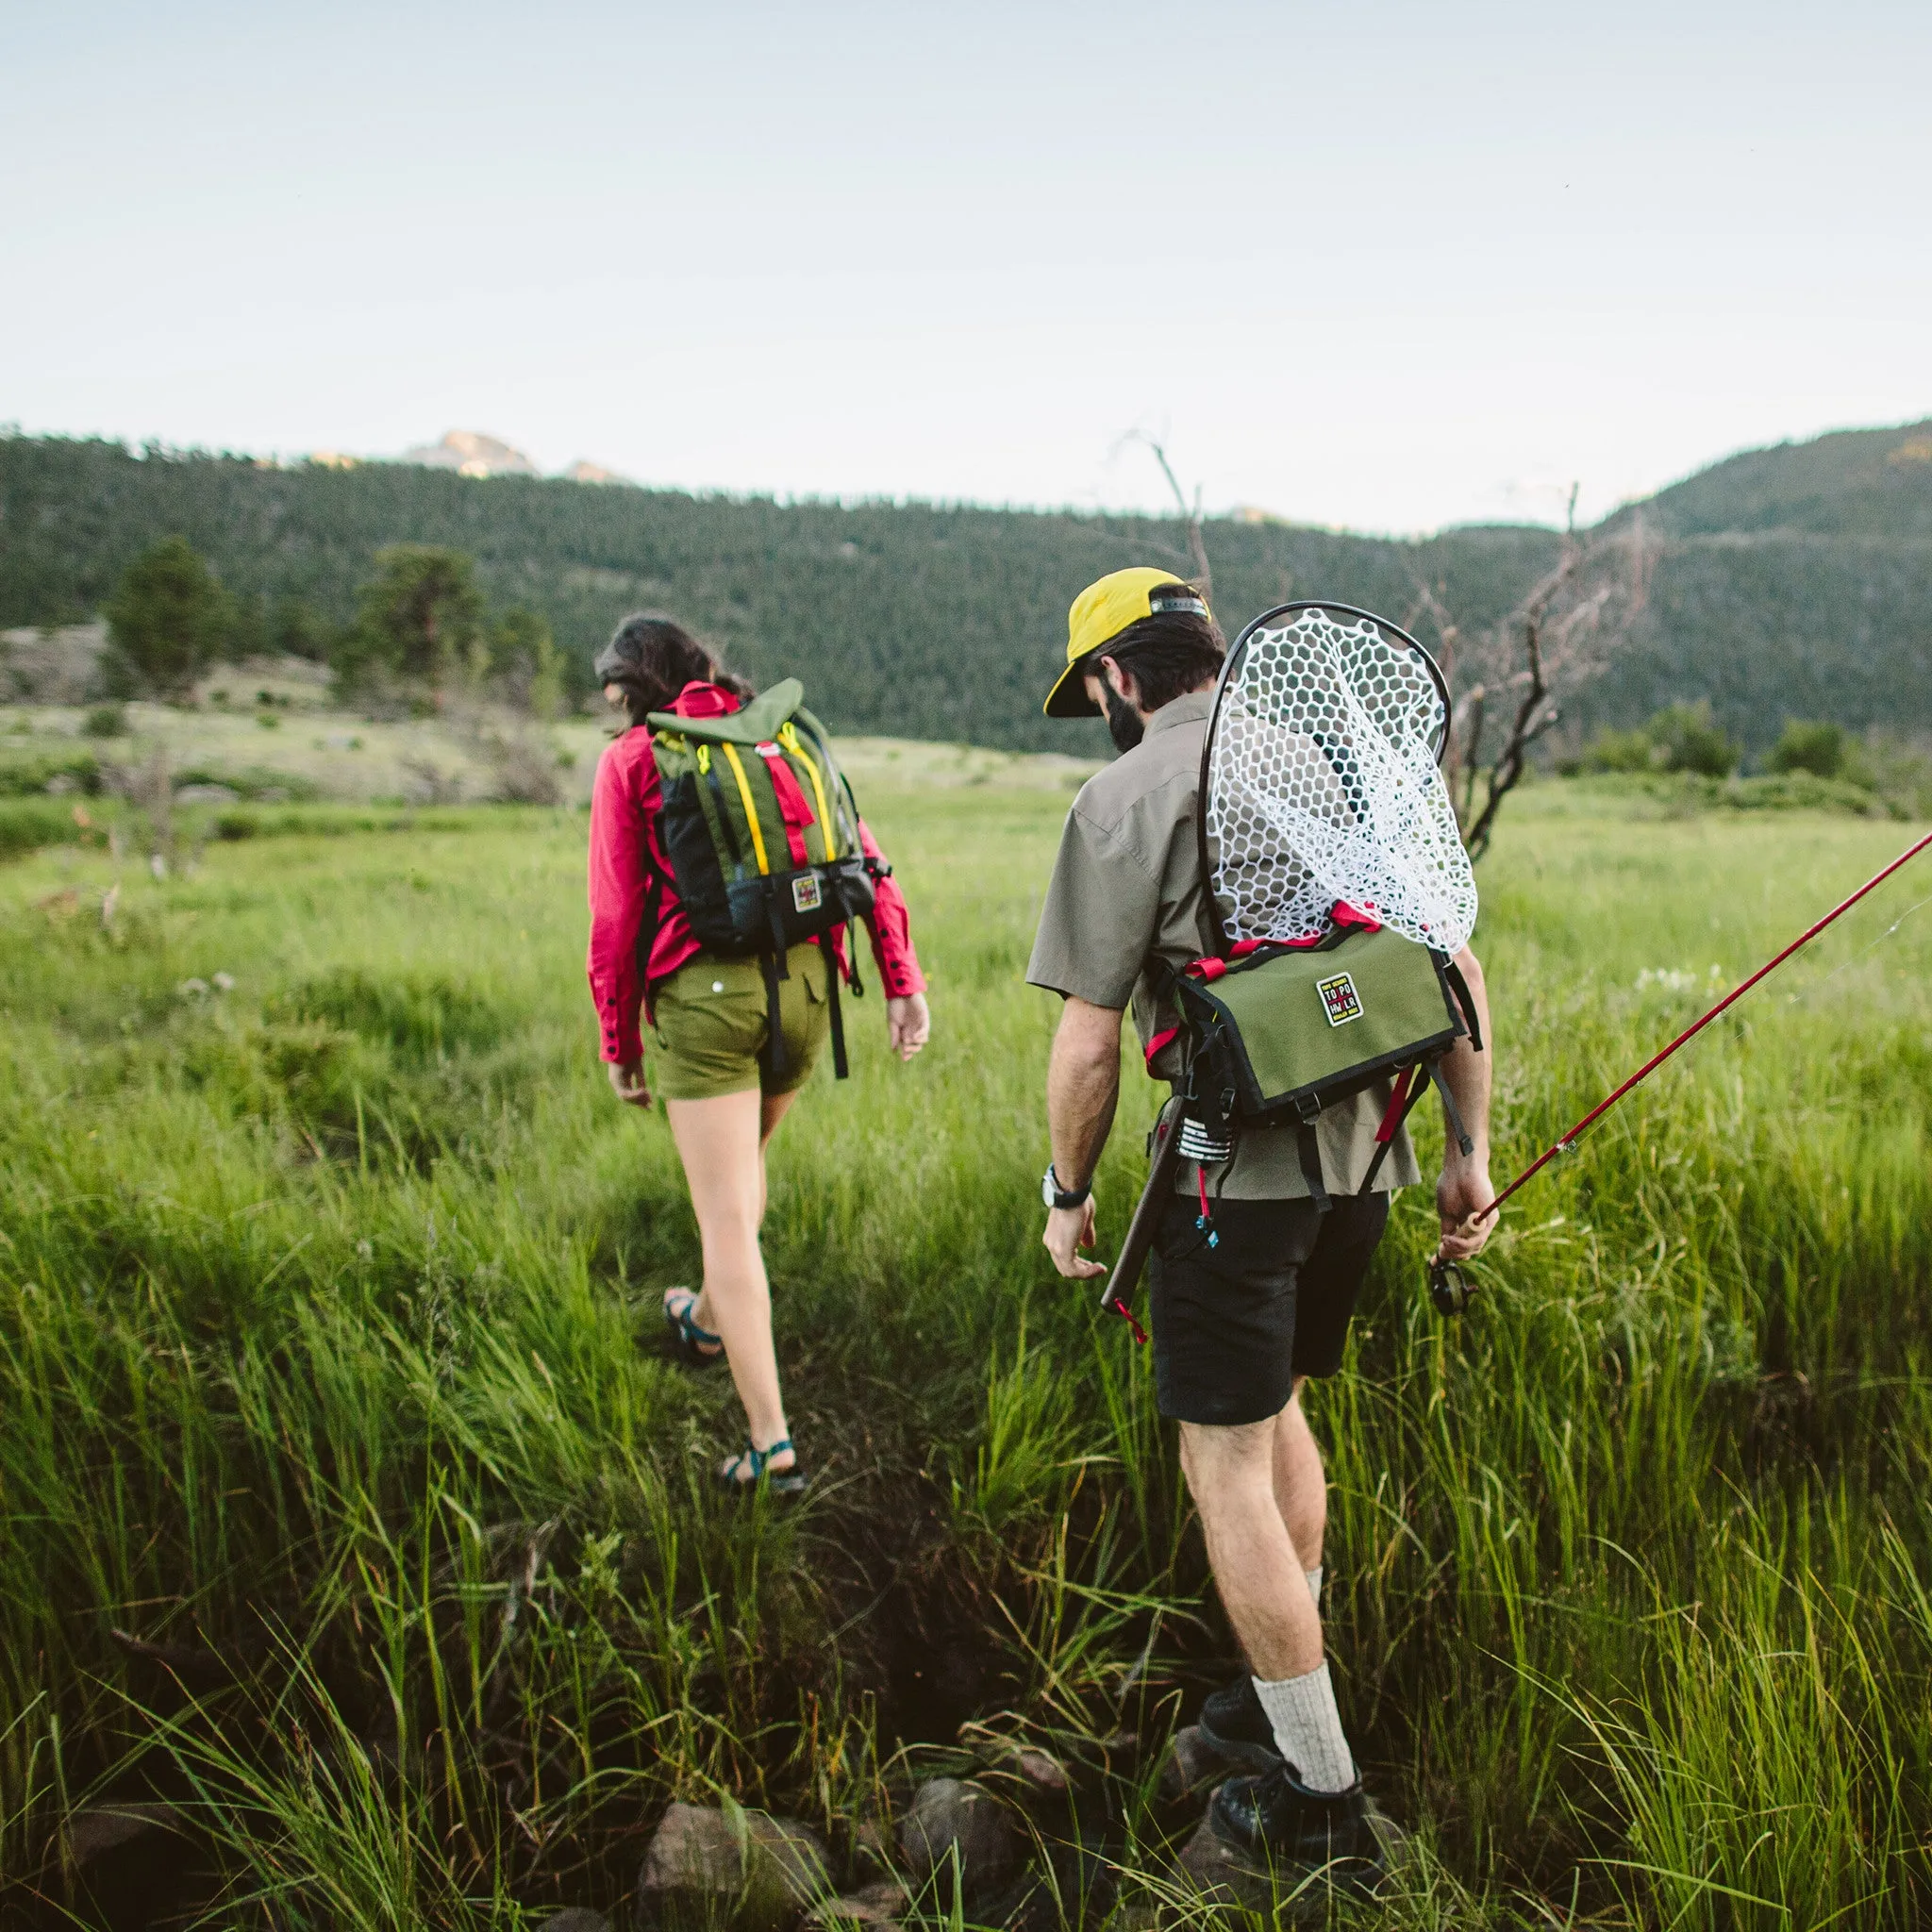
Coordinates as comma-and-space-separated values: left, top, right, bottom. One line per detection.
1142, 689, 1214, 740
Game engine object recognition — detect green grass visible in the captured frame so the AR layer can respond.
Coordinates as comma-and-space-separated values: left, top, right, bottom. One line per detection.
3, 784, 1931, 1928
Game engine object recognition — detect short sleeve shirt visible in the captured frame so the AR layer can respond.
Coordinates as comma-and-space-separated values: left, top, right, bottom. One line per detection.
1025, 691, 1420, 1201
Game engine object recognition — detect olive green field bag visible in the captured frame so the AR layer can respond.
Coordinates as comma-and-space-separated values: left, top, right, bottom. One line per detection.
1171, 915, 1483, 1206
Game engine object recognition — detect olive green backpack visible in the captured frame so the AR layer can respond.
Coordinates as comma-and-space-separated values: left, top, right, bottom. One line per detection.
645, 679, 882, 1078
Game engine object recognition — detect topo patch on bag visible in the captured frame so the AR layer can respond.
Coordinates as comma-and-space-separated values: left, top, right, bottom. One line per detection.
791, 873, 824, 914
1316, 970, 1363, 1026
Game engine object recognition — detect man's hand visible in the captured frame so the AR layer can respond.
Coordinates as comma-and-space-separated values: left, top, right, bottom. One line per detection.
887, 992, 930, 1062
1436, 1152, 1494, 1262
607, 1058, 651, 1108
1043, 1198, 1107, 1280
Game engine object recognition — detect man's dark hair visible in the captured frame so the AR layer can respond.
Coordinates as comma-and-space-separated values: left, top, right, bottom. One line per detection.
595, 612, 755, 726
1099, 598, 1226, 712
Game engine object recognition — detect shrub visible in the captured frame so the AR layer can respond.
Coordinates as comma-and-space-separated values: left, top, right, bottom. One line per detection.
1581, 725, 1657, 774
1580, 705, 1739, 777
265, 968, 503, 1060
0, 751, 101, 797
333, 547, 483, 698
82, 705, 126, 739
104, 537, 232, 700
1647, 702, 1740, 777
1765, 718, 1877, 789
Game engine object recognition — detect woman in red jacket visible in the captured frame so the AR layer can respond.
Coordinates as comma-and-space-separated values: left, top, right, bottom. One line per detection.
587, 614, 930, 1496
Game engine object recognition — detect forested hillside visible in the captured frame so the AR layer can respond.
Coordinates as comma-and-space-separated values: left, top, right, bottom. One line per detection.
4, 426, 1930, 752
1632, 417, 1932, 541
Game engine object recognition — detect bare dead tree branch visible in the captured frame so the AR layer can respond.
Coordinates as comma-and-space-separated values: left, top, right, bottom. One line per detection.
1409, 487, 1653, 861
1117, 430, 1213, 601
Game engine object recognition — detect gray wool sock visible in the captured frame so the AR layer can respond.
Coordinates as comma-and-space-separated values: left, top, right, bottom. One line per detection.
1252, 1661, 1357, 1793
1305, 1565, 1324, 1607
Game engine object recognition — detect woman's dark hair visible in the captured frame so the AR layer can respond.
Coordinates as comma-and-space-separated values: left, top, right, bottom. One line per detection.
1098, 596, 1226, 712
595, 613, 755, 725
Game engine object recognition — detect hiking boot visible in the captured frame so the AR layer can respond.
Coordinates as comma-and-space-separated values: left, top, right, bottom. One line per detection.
1197, 1674, 1281, 1772
1208, 1762, 1390, 1898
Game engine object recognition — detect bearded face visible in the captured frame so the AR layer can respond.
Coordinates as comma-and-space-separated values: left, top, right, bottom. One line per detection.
1102, 679, 1144, 754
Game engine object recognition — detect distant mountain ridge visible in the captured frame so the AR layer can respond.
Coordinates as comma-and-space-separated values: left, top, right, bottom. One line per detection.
396, 430, 540, 479
1626, 418, 1932, 542
2, 421, 1928, 753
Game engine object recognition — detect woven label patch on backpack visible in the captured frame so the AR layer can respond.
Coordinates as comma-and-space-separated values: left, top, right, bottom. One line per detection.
791, 873, 824, 914
1316, 971, 1363, 1026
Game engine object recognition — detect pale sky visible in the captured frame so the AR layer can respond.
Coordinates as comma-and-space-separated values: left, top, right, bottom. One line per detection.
5, 2, 1928, 533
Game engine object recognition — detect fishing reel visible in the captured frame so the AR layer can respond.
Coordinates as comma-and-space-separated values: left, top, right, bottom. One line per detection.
1427, 1257, 1477, 1319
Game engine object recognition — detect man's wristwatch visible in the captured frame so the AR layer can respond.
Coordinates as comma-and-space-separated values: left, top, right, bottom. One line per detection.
1042, 1163, 1091, 1210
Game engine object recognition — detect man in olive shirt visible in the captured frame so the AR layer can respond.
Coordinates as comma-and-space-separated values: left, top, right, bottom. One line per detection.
1027, 567, 1495, 1886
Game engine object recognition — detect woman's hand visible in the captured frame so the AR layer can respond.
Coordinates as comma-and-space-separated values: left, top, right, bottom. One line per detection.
607, 1058, 651, 1108
886, 993, 930, 1062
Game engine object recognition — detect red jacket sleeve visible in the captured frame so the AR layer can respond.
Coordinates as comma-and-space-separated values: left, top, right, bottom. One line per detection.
586, 740, 648, 1063
858, 817, 925, 998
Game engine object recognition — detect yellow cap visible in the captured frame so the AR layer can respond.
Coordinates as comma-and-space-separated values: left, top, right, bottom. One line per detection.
1044, 567, 1212, 717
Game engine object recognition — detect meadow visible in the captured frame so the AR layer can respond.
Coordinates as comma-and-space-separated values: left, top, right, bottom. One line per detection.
4, 774, 1931, 1929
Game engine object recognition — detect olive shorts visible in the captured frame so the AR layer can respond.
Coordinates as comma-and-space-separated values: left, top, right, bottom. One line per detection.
650, 943, 830, 1101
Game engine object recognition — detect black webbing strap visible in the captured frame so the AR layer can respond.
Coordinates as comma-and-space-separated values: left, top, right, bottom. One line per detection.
1443, 957, 1484, 1051
1295, 1117, 1332, 1214
1428, 1059, 1475, 1157
759, 951, 789, 1081
1360, 1061, 1434, 1191
824, 938, 850, 1080
766, 883, 791, 981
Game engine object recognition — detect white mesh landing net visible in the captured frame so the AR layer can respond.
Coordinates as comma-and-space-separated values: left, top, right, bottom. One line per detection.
1205, 605, 1478, 954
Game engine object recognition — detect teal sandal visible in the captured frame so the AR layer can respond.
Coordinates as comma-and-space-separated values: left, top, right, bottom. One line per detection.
662, 1289, 724, 1368
718, 1438, 810, 1498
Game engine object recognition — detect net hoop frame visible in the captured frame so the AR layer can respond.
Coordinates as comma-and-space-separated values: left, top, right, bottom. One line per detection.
1196, 600, 1456, 957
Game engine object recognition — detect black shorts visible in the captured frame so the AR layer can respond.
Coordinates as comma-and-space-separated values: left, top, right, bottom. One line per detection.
1147, 1191, 1391, 1426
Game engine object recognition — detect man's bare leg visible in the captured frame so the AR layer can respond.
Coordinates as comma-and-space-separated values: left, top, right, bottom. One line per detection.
1183, 1413, 1324, 1679
1184, 1406, 1356, 1791
1274, 1380, 1326, 1601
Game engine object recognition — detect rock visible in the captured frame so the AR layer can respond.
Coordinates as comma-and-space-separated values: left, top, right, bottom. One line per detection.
894, 1778, 1023, 1895
175, 783, 240, 803
1174, 1814, 1300, 1919
806, 1879, 908, 1927
850, 1817, 893, 1870
1010, 1747, 1068, 1793
1173, 1801, 1412, 1922
1156, 1725, 1221, 1803
639, 1802, 831, 1929
65, 1802, 184, 1865
536, 1912, 609, 1932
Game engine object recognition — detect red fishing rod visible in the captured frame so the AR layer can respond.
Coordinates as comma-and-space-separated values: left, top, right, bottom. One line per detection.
1429, 825, 1932, 1316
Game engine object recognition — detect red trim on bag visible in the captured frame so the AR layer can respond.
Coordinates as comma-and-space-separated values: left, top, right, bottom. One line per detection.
1375, 1064, 1417, 1143
755, 741, 817, 866
1184, 901, 1387, 982
1144, 1024, 1180, 1066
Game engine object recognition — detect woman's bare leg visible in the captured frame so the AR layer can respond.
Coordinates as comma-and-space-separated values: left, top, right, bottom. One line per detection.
758, 1089, 797, 1226
664, 1088, 795, 1471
